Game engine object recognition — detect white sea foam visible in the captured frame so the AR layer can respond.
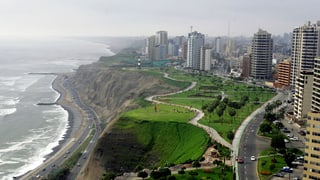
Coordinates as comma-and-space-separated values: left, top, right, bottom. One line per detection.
0, 76, 20, 87
0, 108, 16, 117
3, 106, 69, 179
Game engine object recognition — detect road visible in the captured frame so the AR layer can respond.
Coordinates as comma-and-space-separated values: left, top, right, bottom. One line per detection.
21, 75, 101, 180
238, 112, 270, 180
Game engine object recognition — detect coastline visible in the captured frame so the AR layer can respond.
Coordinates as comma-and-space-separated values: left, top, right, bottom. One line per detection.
21, 73, 88, 179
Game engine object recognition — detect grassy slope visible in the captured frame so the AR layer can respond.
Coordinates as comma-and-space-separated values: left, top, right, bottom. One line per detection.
118, 104, 210, 166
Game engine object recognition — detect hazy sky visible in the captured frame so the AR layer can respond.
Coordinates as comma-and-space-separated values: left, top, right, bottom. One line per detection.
0, 0, 319, 38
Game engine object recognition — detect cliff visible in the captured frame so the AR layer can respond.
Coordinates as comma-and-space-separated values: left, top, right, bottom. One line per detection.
70, 63, 180, 179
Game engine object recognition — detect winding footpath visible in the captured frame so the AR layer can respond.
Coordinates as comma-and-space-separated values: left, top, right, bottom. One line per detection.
145, 73, 232, 149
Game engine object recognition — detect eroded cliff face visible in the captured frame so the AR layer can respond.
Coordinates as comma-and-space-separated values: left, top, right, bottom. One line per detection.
70, 63, 179, 179
72, 64, 177, 122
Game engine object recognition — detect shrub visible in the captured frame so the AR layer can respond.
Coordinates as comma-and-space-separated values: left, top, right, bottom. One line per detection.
269, 164, 276, 170
260, 170, 271, 175
261, 160, 266, 166
271, 158, 278, 163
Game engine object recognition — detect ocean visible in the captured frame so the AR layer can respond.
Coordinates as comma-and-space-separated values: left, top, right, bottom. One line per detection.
0, 37, 112, 179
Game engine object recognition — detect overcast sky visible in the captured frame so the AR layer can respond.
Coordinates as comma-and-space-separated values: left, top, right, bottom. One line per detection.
0, 0, 319, 38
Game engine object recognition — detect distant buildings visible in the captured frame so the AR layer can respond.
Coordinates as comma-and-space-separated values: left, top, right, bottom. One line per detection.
186, 31, 205, 69
241, 54, 250, 79
275, 59, 291, 89
200, 46, 212, 71
250, 29, 273, 80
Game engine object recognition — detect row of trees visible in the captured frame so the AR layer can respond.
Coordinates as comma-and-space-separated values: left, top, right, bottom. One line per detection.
201, 95, 250, 123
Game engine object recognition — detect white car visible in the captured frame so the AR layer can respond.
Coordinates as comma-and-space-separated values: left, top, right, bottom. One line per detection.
250, 156, 256, 161
290, 136, 299, 141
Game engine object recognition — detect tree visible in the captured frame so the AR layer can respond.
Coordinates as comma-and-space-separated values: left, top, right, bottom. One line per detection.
259, 122, 272, 133
178, 169, 185, 175
284, 152, 296, 167
254, 97, 260, 104
271, 135, 286, 150
216, 108, 224, 122
228, 108, 236, 123
137, 171, 148, 179
192, 161, 201, 168
227, 130, 234, 141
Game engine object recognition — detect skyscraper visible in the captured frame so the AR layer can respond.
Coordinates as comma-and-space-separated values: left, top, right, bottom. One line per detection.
312, 57, 320, 112
187, 31, 205, 69
290, 21, 320, 87
250, 29, 273, 80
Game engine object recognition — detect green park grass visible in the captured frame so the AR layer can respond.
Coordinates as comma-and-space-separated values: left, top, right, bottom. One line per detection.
116, 103, 210, 166
258, 148, 287, 180
132, 68, 276, 143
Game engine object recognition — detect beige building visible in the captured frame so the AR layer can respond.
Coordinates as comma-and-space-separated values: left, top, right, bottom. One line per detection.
304, 112, 320, 180
293, 70, 313, 119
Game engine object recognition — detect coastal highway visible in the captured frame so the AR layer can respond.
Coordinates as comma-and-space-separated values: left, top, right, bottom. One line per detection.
21, 75, 101, 180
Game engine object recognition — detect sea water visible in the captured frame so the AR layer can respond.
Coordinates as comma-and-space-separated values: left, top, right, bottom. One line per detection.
0, 37, 112, 179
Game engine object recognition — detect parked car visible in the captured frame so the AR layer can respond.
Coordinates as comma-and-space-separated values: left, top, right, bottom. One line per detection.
284, 139, 289, 143
290, 136, 299, 141
274, 173, 284, 177
281, 166, 293, 173
299, 130, 306, 136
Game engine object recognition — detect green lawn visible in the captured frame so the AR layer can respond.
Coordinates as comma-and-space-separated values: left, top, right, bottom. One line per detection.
121, 103, 195, 123
116, 104, 210, 166
258, 148, 287, 180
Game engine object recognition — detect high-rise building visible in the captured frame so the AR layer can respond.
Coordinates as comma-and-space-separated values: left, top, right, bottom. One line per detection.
290, 22, 320, 87
200, 47, 212, 71
146, 35, 156, 60
312, 57, 320, 112
156, 31, 168, 45
215, 37, 221, 54
276, 59, 291, 89
293, 70, 313, 119
303, 112, 320, 180
187, 31, 205, 69
250, 29, 273, 80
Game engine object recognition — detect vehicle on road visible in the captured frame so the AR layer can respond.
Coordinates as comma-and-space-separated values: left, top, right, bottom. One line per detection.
250, 156, 256, 161
237, 157, 244, 164
284, 138, 289, 143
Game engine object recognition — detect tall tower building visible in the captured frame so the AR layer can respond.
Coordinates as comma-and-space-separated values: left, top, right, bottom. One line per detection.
250, 29, 273, 80
312, 57, 320, 112
215, 37, 221, 54
156, 31, 168, 45
290, 22, 320, 87
146, 35, 156, 60
187, 31, 205, 69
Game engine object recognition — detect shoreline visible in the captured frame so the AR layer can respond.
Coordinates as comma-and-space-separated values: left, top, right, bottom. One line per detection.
46, 74, 74, 158
20, 73, 86, 179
